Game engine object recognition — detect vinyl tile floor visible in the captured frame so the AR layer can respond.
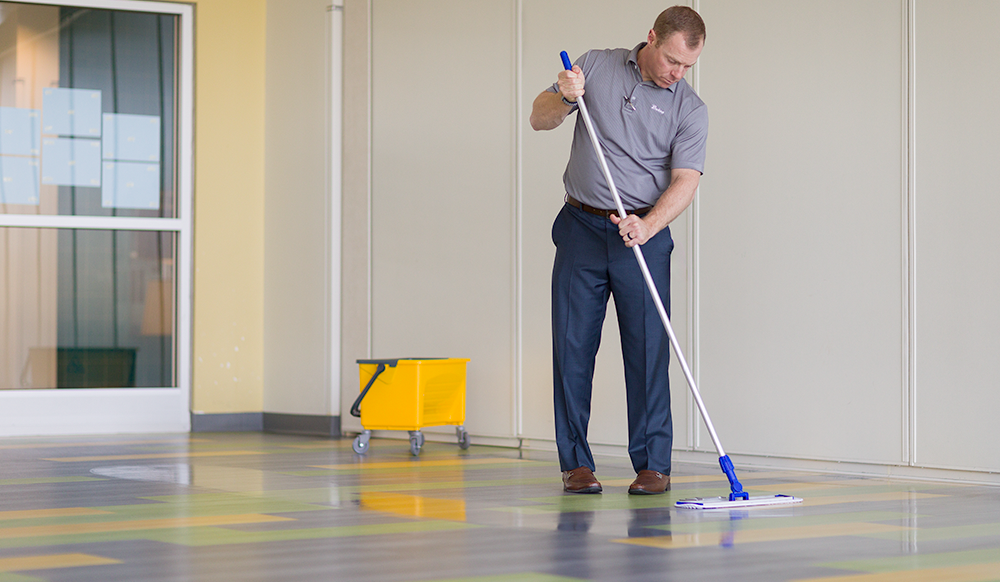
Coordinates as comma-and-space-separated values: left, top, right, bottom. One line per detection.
1, 432, 999, 581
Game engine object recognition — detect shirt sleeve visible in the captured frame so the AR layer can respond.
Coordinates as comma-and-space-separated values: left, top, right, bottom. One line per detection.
669, 103, 709, 174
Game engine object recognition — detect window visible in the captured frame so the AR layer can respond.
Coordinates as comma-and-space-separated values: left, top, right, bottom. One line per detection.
0, 0, 189, 404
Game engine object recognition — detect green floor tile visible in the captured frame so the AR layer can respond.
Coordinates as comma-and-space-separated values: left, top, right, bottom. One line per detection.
124, 493, 339, 517
660, 511, 912, 534
860, 521, 1000, 542
0, 519, 477, 549
776, 483, 946, 498
287, 460, 557, 477
0, 532, 145, 549
335, 477, 561, 494
0, 493, 340, 529
509, 489, 723, 512
140, 520, 479, 546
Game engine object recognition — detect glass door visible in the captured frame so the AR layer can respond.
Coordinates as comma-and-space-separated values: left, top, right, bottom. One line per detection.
0, 0, 192, 435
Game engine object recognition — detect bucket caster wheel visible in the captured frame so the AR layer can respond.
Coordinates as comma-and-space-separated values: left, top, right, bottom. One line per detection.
409, 431, 424, 456
352, 430, 371, 455
456, 426, 470, 450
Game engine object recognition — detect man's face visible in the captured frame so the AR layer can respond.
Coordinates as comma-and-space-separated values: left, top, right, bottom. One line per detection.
642, 30, 703, 88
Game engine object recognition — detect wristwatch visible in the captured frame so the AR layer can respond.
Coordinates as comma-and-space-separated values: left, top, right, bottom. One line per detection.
561, 94, 578, 107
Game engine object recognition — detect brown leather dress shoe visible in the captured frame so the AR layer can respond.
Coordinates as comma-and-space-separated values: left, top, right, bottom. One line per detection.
628, 470, 670, 495
562, 466, 602, 494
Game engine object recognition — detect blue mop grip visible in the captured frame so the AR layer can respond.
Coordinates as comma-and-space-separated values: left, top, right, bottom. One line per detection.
720, 455, 749, 501
560, 51, 573, 71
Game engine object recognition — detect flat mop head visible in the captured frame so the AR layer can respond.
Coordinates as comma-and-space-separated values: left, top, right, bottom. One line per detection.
676, 494, 803, 510
674, 455, 804, 509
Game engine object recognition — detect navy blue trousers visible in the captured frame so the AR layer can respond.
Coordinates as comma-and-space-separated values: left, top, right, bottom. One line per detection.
551, 202, 674, 475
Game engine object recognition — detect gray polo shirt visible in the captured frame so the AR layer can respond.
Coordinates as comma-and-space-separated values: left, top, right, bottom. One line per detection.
549, 43, 708, 210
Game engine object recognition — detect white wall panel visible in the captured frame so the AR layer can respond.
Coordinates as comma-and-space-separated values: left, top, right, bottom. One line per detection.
264, 0, 333, 415
520, 0, 693, 450
337, 0, 1000, 479
696, 0, 905, 462
913, 0, 1000, 472
370, 0, 516, 438
340, 0, 371, 433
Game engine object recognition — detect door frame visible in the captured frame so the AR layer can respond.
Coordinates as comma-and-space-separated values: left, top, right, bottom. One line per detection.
0, 0, 193, 436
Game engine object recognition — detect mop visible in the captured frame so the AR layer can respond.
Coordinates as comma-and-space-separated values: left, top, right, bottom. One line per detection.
558, 52, 801, 510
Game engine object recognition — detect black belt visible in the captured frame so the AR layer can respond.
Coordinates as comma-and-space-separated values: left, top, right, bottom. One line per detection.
565, 194, 651, 219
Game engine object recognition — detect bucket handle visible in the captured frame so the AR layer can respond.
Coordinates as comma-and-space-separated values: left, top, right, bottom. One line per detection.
350, 362, 387, 418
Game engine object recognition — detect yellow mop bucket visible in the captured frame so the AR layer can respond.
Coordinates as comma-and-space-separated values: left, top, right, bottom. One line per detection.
350, 358, 470, 456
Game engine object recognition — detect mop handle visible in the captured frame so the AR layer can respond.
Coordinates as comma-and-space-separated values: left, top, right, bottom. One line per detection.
560, 51, 726, 458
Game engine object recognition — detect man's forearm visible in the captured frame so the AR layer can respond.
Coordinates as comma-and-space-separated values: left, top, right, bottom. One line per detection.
644, 169, 701, 235
530, 91, 576, 131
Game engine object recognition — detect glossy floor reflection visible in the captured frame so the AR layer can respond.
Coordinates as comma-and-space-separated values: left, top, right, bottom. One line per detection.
1, 432, 999, 581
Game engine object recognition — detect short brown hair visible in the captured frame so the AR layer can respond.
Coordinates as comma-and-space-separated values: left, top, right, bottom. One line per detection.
652, 6, 706, 49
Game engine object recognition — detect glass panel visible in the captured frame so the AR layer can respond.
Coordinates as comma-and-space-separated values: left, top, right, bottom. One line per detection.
0, 3, 177, 218
0, 227, 175, 389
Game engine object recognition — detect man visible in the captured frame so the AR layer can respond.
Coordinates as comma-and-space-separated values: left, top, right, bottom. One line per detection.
529, 6, 708, 495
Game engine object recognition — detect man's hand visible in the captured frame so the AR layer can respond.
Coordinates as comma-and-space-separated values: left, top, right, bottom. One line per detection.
610, 212, 654, 248
557, 65, 585, 103
611, 169, 702, 247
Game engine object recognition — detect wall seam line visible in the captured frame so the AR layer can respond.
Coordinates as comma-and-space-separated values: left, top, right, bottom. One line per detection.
513, 0, 524, 439
906, 0, 917, 468
689, 0, 701, 451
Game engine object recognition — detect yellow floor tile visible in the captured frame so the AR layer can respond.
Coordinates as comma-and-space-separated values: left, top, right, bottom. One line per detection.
358, 492, 467, 521
0, 553, 120, 572
0, 508, 113, 521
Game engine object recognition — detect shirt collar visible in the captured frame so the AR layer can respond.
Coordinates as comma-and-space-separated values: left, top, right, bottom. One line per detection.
629, 41, 677, 93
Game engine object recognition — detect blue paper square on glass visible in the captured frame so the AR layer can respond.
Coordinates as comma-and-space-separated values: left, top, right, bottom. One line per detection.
0, 156, 40, 205
102, 160, 160, 210
0, 107, 41, 156
41, 138, 102, 187
42, 88, 102, 137
103, 114, 160, 162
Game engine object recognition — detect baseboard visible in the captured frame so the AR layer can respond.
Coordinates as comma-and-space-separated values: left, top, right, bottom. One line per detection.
263, 413, 340, 437
670, 449, 1000, 487
519, 437, 1000, 486
190, 412, 264, 432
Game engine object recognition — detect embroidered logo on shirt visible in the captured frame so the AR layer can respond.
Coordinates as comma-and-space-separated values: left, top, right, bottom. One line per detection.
651, 105, 665, 115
